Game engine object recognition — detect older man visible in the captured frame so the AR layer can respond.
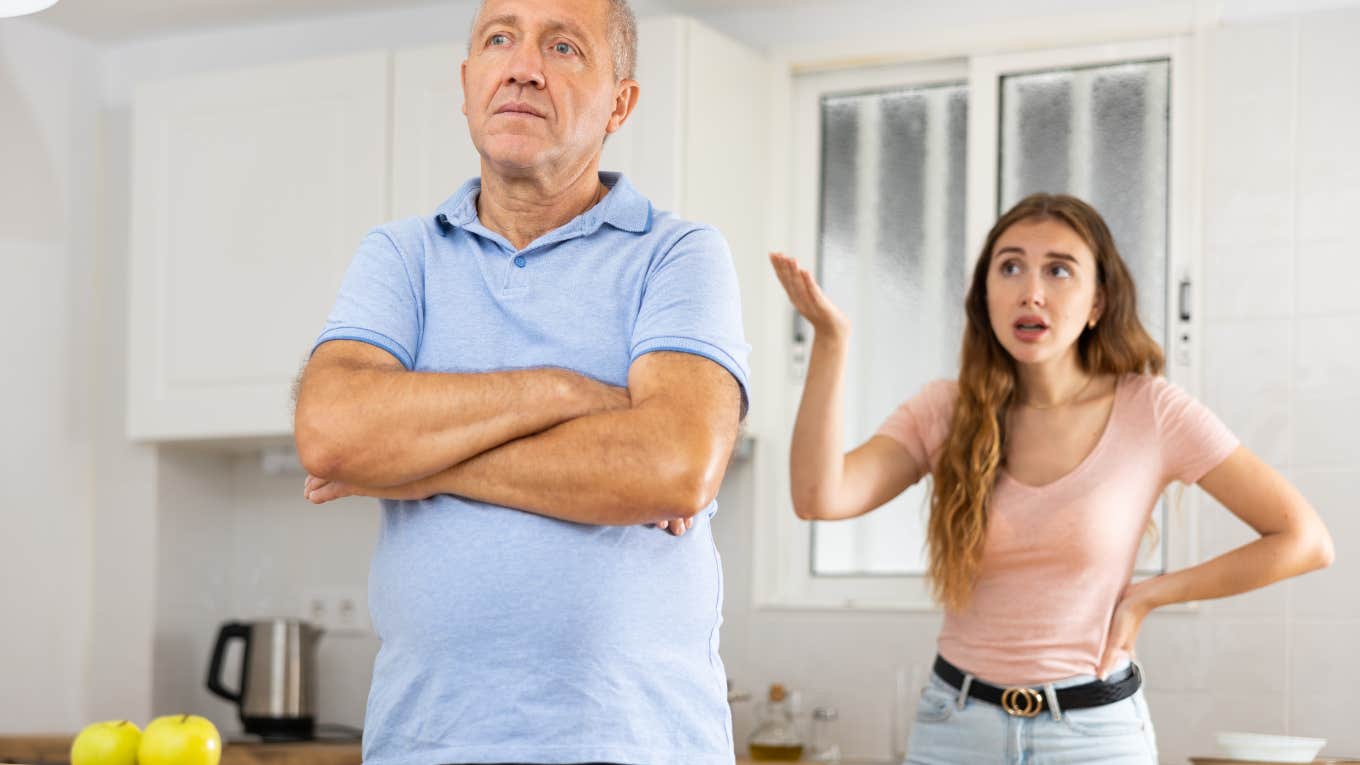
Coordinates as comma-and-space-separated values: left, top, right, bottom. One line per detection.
292, 0, 747, 763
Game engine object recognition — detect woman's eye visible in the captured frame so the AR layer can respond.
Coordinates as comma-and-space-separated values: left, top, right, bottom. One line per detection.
1049, 264, 1072, 278
553, 42, 575, 55
1000, 261, 1020, 276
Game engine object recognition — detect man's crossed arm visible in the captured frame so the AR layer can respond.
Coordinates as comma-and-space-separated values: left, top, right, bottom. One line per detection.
293, 340, 742, 528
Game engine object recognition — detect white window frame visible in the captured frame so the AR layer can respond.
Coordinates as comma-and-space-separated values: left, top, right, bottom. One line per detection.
754, 36, 1202, 611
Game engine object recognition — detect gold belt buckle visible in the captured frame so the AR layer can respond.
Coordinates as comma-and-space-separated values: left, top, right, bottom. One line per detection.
1000, 686, 1044, 717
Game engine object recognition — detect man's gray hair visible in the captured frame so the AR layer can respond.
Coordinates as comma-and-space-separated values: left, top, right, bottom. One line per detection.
469, 0, 638, 81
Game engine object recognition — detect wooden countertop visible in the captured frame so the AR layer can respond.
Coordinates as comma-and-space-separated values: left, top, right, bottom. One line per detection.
0, 735, 360, 765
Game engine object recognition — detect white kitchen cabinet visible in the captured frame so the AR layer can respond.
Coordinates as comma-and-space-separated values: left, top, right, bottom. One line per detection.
390, 44, 481, 220
129, 17, 770, 442
128, 51, 390, 441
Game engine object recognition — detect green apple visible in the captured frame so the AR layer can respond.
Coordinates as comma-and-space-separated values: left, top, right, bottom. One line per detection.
70, 720, 141, 765
138, 714, 222, 765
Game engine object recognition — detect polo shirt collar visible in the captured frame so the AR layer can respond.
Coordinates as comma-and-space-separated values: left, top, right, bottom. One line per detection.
433, 171, 653, 244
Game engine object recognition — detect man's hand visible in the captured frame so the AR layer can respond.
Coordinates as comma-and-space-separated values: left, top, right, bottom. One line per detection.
304, 473, 698, 536
654, 517, 695, 536
303, 474, 400, 503
573, 376, 632, 415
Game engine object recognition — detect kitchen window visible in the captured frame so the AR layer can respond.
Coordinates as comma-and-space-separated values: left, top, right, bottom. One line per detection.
756, 38, 1199, 609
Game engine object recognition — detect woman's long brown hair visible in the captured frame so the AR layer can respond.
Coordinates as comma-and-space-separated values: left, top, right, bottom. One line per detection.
927, 193, 1165, 611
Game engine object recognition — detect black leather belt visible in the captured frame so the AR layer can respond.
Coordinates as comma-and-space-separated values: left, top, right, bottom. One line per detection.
932, 655, 1141, 717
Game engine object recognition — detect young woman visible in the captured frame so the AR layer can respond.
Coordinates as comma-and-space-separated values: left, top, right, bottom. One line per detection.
770, 193, 1334, 764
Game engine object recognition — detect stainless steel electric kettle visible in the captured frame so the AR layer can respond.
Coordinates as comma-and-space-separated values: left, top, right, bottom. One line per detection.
206, 619, 323, 740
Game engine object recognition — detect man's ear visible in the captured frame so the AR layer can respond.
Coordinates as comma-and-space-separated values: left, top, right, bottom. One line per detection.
460, 59, 470, 117
605, 79, 640, 135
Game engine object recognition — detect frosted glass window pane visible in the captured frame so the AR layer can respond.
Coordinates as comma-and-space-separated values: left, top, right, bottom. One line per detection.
1000, 60, 1170, 574
1000, 60, 1169, 349
811, 82, 967, 576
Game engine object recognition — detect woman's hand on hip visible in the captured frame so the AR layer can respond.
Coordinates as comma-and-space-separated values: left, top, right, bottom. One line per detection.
769, 252, 850, 340
1097, 580, 1157, 680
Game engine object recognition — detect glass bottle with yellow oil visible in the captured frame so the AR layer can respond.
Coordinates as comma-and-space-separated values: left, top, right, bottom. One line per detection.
747, 683, 804, 761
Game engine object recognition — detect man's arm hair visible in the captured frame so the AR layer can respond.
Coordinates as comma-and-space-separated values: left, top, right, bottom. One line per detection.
362, 351, 742, 523
293, 340, 628, 487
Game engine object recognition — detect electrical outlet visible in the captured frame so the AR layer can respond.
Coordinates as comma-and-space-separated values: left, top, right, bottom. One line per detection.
301, 587, 370, 636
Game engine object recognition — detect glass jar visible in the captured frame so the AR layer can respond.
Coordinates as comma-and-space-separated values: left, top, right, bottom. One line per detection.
808, 706, 841, 763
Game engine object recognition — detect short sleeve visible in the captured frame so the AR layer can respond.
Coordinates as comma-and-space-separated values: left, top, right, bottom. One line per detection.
630, 226, 751, 413
312, 229, 423, 369
875, 379, 958, 472
1151, 377, 1240, 484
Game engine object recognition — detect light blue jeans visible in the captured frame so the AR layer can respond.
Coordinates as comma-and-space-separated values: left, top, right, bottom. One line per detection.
905, 663, 1158, 765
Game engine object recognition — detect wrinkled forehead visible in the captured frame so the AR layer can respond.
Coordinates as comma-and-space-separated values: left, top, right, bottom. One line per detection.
471, 0, 609, 40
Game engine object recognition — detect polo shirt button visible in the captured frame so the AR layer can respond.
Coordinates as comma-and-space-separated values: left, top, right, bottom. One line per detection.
514, 256, 527, 268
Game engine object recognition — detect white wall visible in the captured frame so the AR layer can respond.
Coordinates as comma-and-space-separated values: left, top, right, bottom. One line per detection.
0, 16, 101, 732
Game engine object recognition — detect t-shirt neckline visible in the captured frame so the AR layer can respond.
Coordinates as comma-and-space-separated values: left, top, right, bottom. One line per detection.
998, 374, 1125, 493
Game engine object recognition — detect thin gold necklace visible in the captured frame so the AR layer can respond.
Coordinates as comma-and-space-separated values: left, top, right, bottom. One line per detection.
1020, 374, 1095, 410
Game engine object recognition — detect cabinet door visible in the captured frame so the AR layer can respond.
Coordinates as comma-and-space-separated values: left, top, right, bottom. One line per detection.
391, 43, 482, 219
678, 20, 772, 361
128, 51, 390, 441
600, 16, 686, 212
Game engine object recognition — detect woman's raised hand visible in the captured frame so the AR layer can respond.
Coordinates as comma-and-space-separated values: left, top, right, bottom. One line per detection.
768, 252, 849, 340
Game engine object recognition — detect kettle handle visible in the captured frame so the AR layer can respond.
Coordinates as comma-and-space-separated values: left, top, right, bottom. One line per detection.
206, 621, 251, 705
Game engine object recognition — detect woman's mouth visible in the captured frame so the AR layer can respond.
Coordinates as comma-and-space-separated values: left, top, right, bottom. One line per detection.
1013, 318, 1049, 342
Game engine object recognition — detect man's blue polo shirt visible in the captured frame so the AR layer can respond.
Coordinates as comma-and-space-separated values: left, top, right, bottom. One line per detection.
313, 172, 749, 765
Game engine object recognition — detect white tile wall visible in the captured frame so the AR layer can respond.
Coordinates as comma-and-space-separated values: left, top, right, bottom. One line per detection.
1288, 620, 1360, 724
1295, 239, 1357, 317
1296, 11, 1360, 244
1293, 315, 1360, 468
1157, 7, 1360, 762
1202, 20, 1296, 260
1202, 319, 1293, 468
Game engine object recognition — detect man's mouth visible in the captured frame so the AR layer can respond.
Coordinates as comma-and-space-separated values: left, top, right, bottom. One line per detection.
495, 102, 545, 118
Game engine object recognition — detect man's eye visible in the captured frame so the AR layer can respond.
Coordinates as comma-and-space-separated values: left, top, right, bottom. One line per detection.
553, 42, 575, 55
489, 33, 509, 46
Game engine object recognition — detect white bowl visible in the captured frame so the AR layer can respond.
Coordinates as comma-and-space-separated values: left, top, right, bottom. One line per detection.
1216, 731, 1327, 763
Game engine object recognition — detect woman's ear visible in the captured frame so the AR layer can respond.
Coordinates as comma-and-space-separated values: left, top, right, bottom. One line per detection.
1089, 287, 1106, 328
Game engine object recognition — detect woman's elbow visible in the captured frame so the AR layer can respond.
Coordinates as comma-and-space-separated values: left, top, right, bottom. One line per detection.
1309, 527, 1336, 571
1284, 522, 1336, 574
791, 494, 823, 521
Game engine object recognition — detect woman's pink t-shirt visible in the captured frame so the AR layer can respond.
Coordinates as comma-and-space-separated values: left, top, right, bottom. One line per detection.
876, 374, 1239, 685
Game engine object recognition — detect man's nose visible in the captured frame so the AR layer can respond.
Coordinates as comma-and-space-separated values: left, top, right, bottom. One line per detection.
505, 42, 546, 88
